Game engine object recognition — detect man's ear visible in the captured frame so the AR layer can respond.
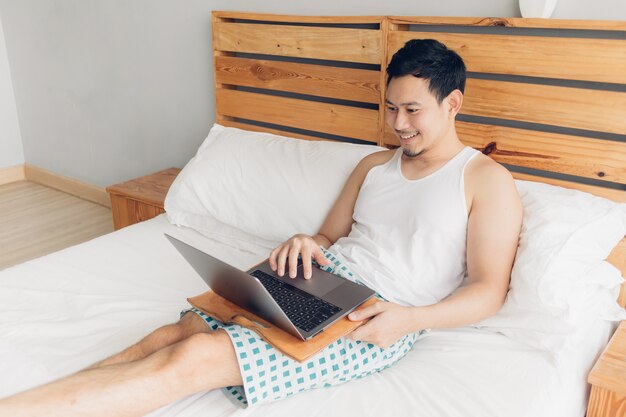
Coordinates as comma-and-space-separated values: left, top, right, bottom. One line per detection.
446, 89, 463, 119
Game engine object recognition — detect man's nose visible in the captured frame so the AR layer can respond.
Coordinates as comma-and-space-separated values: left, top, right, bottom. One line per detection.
394, 110, 410, 131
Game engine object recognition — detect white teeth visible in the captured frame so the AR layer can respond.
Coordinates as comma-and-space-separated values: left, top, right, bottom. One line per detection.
400, 132, 418, 140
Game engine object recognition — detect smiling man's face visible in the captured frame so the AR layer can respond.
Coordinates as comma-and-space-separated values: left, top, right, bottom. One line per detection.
385, 75, 454, 158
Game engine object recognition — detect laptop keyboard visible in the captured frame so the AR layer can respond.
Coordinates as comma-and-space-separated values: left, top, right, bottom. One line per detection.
250, 269, 342, 333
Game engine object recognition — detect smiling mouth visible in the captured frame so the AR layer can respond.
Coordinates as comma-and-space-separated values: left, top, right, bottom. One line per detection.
398, 132, 418, 141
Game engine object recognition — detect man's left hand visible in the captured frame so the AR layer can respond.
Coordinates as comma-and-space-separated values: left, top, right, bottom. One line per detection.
346, 301, 416, 348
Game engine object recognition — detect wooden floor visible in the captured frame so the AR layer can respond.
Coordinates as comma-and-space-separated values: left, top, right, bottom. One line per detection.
0, 181, 113, 270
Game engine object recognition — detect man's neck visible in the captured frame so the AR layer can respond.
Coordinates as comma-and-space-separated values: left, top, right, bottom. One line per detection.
402, 128, 464, 165
399, 130, 465, 180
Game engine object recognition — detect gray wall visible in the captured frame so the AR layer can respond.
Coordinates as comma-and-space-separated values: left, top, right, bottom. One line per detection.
552, 0, 626, 20
0, 12, 23, 169
0, 0, 624, 186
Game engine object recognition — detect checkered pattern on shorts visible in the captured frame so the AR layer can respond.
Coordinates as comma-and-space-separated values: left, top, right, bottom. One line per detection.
183, 248, 419, 407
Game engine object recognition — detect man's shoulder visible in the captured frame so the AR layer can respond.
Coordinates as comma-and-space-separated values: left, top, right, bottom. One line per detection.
465, 152, 518, 203
363, 148, 396, 163
466, 152, 513, 184
358, 149, 396, 170
343, 149, 396, 191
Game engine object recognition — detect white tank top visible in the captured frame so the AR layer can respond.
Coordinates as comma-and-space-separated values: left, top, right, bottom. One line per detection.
328, 146, 479, 307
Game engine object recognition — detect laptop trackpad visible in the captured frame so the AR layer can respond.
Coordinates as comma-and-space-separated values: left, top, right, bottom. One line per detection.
290, 267, 343, 296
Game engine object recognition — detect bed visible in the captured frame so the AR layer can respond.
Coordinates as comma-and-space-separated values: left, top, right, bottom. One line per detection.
1, 11, 626, 417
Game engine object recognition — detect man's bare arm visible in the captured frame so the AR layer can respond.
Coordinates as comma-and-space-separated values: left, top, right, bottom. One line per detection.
348, 157, 522, 345
413, 158, 522, 328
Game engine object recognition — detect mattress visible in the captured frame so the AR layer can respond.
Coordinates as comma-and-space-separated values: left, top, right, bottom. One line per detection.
0, 215, 613, 417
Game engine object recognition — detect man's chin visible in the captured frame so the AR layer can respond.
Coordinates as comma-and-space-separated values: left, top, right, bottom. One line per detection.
401, 146, 423, 158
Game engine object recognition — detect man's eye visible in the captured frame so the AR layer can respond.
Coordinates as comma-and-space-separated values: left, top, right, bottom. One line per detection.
407, 108, 420, 114
386, 107, 398, 112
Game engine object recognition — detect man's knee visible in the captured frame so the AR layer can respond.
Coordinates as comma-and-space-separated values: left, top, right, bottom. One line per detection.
170, 332, 224, 363
165, 331, 242, 388
165, 333, 221, 375
97, 332, 236, 396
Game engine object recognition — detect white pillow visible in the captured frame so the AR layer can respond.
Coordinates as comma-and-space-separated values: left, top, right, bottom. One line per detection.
476, 180, 626, 355
165, 124, 384, 242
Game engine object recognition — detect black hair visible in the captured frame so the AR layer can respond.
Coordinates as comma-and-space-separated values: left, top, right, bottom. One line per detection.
386, 39, 466, 103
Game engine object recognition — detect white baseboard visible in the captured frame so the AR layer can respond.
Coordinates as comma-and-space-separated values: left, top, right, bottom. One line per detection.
23, 164, 111, 208
0, 165, 26, 185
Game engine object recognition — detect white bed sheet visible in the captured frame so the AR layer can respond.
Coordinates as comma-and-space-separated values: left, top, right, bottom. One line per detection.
0, 215, 613, 417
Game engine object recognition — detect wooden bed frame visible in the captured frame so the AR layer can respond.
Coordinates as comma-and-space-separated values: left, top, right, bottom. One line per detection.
211, 11, 626, 307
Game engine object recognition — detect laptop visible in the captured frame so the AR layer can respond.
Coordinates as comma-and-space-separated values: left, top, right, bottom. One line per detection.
165, 233, 375, 341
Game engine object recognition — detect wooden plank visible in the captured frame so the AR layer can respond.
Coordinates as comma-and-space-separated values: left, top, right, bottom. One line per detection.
462, 79, 626, 135
214, 21, 382, 64
388, 16, 626, 31
456, 122, 626, 183
389, 31, 626, 84
213, 13, 626, 31
215, 56, 380, 104
216, 88, 379, 142
511, 172, 626, 203
213, 11, 384, 24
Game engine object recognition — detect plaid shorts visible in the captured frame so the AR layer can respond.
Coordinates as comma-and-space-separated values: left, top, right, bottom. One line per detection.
183, 249, 420, 407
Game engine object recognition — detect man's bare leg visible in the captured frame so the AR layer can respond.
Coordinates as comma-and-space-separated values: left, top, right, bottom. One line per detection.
89, 311, 209, 368
0, 328, 243, 417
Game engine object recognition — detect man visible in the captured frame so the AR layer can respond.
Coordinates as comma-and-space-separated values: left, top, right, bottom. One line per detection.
0, 39, 522, 416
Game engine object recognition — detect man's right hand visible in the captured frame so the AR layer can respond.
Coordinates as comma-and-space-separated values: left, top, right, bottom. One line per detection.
268, 234, 331, 280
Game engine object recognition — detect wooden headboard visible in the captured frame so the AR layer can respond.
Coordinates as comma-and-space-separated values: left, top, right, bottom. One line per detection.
211, 12, 626, 307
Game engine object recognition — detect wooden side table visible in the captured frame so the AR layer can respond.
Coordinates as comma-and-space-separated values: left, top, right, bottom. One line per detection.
587, 321, 626, 417
106, 168, 181, 230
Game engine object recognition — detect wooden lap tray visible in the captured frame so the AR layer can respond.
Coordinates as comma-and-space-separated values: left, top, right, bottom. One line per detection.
188, 291, 378, 362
